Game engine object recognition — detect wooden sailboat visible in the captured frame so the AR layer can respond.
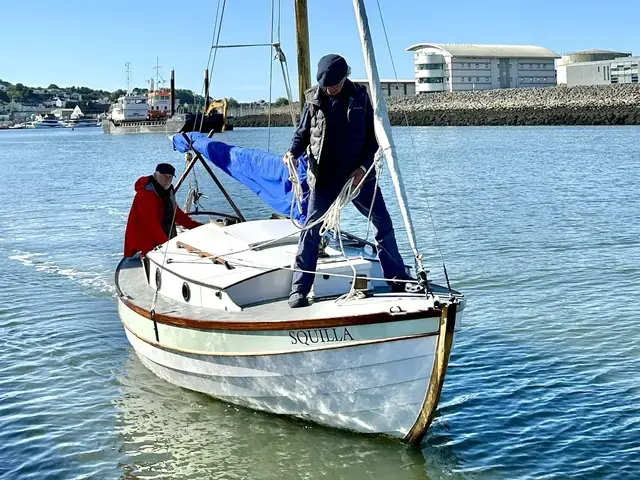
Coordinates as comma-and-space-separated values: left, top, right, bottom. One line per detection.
115, 0, 465, 443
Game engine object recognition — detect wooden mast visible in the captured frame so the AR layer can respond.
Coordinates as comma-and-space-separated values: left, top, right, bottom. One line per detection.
294, 0, 311, 115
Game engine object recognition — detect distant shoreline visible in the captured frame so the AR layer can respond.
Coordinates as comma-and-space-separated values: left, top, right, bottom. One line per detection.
232, 84, 640, 127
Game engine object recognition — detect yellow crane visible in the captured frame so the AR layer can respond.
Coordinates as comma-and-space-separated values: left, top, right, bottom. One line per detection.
205, 99, 229, 132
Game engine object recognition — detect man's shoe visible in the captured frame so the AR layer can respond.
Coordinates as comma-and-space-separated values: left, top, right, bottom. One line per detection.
288, 292, 309, 308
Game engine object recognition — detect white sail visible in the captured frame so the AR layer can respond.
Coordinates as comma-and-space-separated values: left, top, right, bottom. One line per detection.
351, 0, 420, 259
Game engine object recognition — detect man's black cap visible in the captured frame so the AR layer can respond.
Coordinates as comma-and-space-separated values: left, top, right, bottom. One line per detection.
317, 54, 349, 88
155, 163, 176, 176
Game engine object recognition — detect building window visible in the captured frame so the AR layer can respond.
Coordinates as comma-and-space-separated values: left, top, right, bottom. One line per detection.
417, 64, 443, 70
536, 64, 540, 68
485, 63, 489, 68
529, 77, 533, 81
476, 77, 480, 81
598, 66, 601, 72
487, 77, 490, 81
468, 63, 471, 67
418, 77, 444, 84
529, 64, 533, 68
468, 77, 472, 81
475, 63, 479, 68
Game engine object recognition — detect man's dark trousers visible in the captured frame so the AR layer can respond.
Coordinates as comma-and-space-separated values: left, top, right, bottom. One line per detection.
291, 177, 408, 297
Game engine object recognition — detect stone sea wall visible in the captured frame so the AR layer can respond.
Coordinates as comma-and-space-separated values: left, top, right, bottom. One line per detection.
232, 85, 640, 127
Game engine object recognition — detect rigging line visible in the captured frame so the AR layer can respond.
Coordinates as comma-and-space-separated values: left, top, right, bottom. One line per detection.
162, 255, 421, 285
209, 0, 228, 87
211, 43, 276, 49
363, 149, 384, 242
267, 0, 276, 151
200, 0, 228, 133
192, 0, 223, 132
277, 0, 282, 43
274, 45, 297, 126
374, 0, 451, 291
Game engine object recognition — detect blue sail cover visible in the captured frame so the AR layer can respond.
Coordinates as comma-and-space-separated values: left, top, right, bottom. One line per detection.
172, 132, 309, 223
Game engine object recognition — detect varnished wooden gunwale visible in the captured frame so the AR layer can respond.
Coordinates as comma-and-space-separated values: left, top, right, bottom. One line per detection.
119, 296, 441, 332
403, 302, 457, 444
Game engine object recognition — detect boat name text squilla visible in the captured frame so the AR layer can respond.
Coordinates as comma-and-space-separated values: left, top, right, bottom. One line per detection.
289, 328, 354, 345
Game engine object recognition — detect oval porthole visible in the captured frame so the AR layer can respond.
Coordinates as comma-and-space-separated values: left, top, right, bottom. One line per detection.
182, 282, 191, 302
155, 268, 162, 290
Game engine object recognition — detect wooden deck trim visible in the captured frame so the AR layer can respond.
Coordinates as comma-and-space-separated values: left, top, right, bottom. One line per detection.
403, 302, 457, 445
176, 241, 234, 270
121, 317, 440, 357
119, 295, 441, 332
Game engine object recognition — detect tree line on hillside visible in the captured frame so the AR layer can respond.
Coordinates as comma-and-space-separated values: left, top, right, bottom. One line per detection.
0, 79, 291, 111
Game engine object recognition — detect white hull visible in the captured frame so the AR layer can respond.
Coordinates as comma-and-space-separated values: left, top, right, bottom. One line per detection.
33, 123, 63, 128
115, 220, 462, 442
66, 123, 101, 128
103, 116, 185, 135
118, 291, 458, 440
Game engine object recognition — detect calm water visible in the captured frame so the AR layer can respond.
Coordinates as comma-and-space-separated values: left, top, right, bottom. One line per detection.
1, 126, 639, 479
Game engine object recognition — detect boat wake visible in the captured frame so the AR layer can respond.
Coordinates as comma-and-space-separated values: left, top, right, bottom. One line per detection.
8, 250, 116, 296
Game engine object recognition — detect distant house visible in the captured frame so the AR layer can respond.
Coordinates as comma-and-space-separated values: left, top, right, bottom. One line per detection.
70, 105, 84, 119
55, 97, 67, 108
52, 108, 75, 119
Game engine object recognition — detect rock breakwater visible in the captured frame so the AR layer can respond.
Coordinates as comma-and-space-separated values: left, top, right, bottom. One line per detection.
232, 85, 640, 127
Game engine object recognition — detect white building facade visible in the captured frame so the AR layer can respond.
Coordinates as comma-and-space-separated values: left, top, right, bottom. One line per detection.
351, 79, 416, 98
407, 44, 559, 93
559, 55, 638, 86
555, 50, 631, 84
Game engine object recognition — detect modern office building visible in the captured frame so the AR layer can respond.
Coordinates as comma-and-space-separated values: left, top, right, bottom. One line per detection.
556, 50, 631, 84
406, 43, 560, 93
554, 50, 637, 86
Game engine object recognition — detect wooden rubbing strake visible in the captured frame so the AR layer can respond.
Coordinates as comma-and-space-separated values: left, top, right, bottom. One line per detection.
176, 241, 234, 270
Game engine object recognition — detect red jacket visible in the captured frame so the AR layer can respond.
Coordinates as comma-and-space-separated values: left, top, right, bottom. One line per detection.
124, 176, 201, 257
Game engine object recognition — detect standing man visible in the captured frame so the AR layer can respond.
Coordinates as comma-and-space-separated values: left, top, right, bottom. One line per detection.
285, 54, 410, 308
124, 163, 202, 257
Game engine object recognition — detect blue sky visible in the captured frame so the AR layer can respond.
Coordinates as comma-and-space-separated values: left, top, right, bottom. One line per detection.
2, 0, 638, 101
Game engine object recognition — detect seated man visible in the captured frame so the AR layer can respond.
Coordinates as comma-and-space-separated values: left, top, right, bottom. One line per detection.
124, 163, 202, 257
284, 54, 412, 308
